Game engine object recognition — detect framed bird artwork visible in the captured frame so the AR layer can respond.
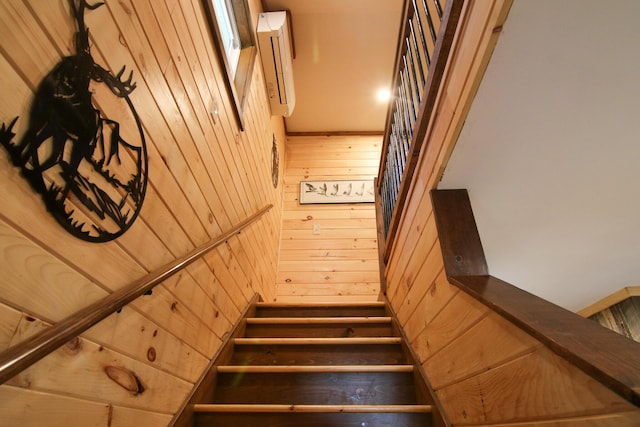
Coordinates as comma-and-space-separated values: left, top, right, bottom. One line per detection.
299, 180, 374, 204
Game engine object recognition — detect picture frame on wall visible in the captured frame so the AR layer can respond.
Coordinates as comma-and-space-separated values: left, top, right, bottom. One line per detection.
299, 180, 375, 204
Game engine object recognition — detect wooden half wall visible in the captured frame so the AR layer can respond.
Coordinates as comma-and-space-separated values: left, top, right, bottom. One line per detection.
0, 0, 284, 425
384, 0, 640, 425
276, 135, 381, 302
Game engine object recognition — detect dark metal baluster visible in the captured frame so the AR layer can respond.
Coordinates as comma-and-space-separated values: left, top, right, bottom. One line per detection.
381, 175, 390, 232
422, 0, 437, 43
387, 149, 398, 210
392, 130, 401, 177
394, 122, 407, 170
400, 70, 415, 136
402, 55, 418, 124
383, 181, 390, 234
399, 85, 412, 163
387, 134, 398, 199
395, 135, 404, 200
412, 0, 431, 69
391, 135, 401, 205
433, 0, 443, 19
395, 89, 407, 150
406, 37, 422, 111
409, 19, 425, 91
383, 155, 391, 217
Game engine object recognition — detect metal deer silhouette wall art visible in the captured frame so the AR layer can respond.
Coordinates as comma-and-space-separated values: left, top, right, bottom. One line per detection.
0, 0, 148, 242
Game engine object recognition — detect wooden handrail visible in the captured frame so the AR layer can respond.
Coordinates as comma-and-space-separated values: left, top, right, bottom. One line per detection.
431, 189, 640, 406
0, 204, 273, 384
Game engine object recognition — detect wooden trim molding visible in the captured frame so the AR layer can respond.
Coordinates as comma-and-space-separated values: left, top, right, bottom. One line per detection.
431, 189, 640, 406
578, 286, 640, 318
285, 131, 385, 137
202, 0, 257, 130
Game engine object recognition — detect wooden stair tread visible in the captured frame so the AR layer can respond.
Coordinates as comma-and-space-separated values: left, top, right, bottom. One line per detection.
246, 316, 392, 324
234, 337, 401, 345
184, 299, 437, 427
217, 364, 414, 373
194, 404, 433, 413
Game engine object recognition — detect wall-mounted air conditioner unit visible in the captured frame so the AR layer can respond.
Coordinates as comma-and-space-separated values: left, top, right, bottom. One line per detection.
257, 11, 295, 117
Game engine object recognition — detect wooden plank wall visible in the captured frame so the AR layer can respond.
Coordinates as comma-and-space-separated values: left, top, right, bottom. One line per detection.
0, 0, 285, 425
276, 135, 381, 302
385, 0, 640, 425
589, 296, 640, 343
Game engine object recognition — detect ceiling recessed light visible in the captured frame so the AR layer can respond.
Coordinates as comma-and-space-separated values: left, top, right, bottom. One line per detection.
376, 88, 391, 103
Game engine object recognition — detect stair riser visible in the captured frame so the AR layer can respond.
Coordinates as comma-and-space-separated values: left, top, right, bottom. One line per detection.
230, 344, 406, 365
255, 306, 387, 318
213, 372, 417, 405
245, 323, 393, 338
195, 412, 431, 427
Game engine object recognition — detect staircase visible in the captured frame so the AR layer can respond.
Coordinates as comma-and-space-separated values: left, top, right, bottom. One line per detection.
190, 300, 438, 427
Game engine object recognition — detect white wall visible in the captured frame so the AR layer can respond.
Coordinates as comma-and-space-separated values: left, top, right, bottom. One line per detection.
439, 0, 640, 311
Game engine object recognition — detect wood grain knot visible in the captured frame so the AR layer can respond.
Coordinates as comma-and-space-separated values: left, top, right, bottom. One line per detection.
147, 347, 157, 362
104, 366, 145, 395
64, 337, 82, 355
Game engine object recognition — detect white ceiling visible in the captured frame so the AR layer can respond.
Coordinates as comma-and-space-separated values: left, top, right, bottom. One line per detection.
262, 0, 403, 133
439, 0, 640, 312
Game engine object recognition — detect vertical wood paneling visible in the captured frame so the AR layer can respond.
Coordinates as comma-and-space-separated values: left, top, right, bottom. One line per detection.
0, 0, 283, 425
277, 135, 382, 302
385, 0, 640, 424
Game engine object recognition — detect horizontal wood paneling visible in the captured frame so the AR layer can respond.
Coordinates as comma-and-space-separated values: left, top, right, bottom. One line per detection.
0, 385, 173, 427
0, 0, 284, 425
276, 136, 382, 302
385, 0, 640, 424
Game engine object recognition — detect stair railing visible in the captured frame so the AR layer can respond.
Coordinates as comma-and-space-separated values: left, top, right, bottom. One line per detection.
0, 204, 273, 384
431, 190, 640, 406
377, 0, 464, 262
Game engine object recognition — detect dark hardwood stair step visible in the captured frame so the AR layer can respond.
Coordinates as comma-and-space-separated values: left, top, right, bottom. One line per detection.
234, 337, 401, 345
212, 370, 418, 405
246, 317, 392, 323
194, 404, 433, 413
245, 316, 392, 337
194, 404, 433, 427
177, 299, 438, 427
255, 301, 387, 318
217, 364, 414, 373
194, 411, 432, 427
230, 337, 406, 365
